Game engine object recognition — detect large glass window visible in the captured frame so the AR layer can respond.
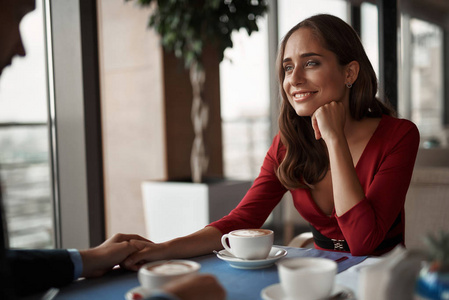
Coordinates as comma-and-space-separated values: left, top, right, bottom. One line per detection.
220, 1, 350, 181
361, 2, 379, 78
0, 0, 54, 248
410, 19, 444, 147
399, 17, 445, 148
278, 0, 348, 37
220, 16, 270, 180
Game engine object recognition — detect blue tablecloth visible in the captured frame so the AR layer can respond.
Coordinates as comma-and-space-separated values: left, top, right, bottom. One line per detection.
40, 246, 367, 300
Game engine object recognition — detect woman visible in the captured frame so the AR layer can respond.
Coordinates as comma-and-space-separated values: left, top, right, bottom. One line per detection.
124, 14, 419, 269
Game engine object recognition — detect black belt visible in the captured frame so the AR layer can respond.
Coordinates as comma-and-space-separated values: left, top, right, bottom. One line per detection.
310, 217, 403, 253
311, 225, 350, 251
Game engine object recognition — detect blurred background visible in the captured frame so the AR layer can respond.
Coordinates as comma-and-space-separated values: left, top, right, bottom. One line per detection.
0, 0, 447, 249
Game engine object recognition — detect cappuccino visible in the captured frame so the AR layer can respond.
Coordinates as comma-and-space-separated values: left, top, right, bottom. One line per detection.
146, 261, 194, 275
221, 229, 274, 260
231, 229, 272, 237
138, 260, 200, 290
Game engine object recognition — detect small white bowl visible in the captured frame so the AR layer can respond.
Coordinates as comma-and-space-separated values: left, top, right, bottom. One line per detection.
138, 260, 200, 290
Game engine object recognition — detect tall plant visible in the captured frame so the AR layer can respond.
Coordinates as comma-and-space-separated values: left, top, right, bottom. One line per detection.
128, 0, 268, 183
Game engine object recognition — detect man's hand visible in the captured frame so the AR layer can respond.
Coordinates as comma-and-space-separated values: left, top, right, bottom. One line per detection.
79, 233, 151, 278
162, 274, 226, 300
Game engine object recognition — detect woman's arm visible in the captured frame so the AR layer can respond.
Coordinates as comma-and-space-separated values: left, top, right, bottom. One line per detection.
312, 101, 365, 216
123, 135, 288, 270
312, 102, 419, 255
337, 121, 419, 255
123, 226, 223, 271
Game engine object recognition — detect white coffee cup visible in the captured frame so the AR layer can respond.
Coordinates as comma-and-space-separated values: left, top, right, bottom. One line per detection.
277, 257, 337, 300
221, 229, 274, 260
138, 260, 200, 290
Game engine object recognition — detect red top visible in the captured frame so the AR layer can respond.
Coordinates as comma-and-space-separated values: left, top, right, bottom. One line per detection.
209, 115, 420, 256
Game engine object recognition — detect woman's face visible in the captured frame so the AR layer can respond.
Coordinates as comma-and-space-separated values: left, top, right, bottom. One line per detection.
282, 28, 350, 117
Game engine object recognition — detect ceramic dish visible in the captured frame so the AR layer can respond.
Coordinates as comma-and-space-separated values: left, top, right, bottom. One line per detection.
216, 246, 287, 269
125, 286, 151, 300
261, 283, 355, 300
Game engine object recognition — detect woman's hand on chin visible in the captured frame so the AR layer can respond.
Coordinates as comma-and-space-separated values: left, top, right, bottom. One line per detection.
311, 101, 346, 142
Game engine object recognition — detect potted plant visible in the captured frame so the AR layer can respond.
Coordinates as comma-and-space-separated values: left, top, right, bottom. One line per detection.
127, 0, 268, 183
415, 231, 449, 299
126, 0, 268, 242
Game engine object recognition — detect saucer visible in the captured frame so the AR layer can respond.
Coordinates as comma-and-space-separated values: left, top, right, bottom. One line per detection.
216, 246, 287, 269
261, 283, 355, 300
125, 286, 151, 300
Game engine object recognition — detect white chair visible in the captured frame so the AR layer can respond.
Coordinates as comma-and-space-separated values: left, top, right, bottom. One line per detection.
287, 231, 314, 248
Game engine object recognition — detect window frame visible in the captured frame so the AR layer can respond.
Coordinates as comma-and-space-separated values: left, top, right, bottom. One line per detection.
46, 0, 104, 249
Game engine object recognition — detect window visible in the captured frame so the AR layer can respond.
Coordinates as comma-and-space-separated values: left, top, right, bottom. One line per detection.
220, 16, 270, 180
220, 0, 350, 181
0, 0, 54, 248
361, 2, 379, 78
278, 0, 348, 37
399, 17, 445, 148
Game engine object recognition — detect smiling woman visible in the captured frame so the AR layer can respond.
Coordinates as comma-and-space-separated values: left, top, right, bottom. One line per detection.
281, 27, 356, 118
272, 14, 418, 256
117, 14, 420, 269
276, 14, 396, 189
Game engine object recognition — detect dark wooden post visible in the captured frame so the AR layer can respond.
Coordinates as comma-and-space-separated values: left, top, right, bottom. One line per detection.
350, 3, 361, 37
444, 30, 449, 125
377, 0, 398, 110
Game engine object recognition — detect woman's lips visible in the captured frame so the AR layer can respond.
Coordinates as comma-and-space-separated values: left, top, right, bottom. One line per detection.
292, 91, 317, 102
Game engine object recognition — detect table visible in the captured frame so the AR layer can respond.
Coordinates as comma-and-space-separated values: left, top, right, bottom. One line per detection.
31, 246, 375, 300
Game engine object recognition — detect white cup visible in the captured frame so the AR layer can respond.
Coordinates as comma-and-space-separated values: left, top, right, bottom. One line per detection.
277, 257, 337, 300
221, 229, 274, 260
138, 260, 200, 290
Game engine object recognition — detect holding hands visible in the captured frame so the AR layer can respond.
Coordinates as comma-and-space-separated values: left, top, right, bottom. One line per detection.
79, 233, 152, 278
122, 239, 169, 271
79, 233, 226, 300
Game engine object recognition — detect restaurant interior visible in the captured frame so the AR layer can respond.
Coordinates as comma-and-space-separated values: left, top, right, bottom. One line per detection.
0, 0, 449, 298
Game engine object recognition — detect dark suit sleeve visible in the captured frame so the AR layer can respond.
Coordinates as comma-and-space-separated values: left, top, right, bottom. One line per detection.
6, 249, 75, 296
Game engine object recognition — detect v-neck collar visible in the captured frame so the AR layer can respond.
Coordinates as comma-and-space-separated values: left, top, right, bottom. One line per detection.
354, 115, 386, 170
305, 115, 387, 218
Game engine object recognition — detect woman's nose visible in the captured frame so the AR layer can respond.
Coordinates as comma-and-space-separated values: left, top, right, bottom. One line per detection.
289, 68, 305, 86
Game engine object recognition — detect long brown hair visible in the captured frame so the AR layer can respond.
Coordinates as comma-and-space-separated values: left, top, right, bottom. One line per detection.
276, 14, 395, 190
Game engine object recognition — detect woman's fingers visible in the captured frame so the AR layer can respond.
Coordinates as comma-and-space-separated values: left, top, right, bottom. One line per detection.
311, 101, 345, 141
311, 113, 321, 140
109, 233, 153, 244
122, 240, 163, 271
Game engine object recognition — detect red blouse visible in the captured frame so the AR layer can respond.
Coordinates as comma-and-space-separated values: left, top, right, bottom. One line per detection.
209, 115, 420, 256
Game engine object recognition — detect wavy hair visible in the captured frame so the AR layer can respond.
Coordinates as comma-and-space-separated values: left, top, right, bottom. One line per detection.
276, 14, 395, 189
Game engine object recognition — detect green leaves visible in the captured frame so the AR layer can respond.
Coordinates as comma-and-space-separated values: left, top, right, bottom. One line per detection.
130, 0, 268, 69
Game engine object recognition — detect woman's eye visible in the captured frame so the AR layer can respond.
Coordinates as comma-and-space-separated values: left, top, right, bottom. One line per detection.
284, 65, 293, 72
305, 60, 319, 67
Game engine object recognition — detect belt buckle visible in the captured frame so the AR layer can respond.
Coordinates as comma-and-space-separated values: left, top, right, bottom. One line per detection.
331, 239, 346, 251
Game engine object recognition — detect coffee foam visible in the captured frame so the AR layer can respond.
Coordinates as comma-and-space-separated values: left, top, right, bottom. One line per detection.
146, 262, 193, 275
233, 229, 270, 237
